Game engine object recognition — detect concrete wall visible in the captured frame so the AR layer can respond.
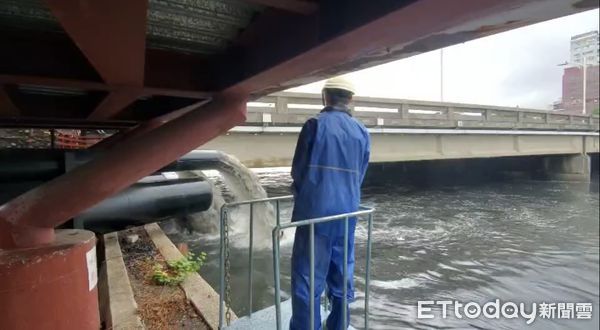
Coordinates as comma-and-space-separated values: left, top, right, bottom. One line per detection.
201, 131, 600, 168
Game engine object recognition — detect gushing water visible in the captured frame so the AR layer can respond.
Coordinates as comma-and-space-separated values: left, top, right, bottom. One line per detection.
184, 153, 284, 249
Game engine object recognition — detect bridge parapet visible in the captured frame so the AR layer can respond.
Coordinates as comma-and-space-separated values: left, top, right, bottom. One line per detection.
246, 92, 599, 131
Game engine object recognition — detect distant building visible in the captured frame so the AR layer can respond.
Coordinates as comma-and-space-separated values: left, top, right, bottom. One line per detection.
561, 31, 600, 114
562, 66, 599, 114
569, 31, 599, 67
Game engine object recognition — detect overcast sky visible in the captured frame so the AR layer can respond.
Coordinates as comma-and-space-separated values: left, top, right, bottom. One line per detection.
288, 9, 599, 110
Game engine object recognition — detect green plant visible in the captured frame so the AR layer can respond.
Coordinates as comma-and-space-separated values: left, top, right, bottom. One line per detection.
152, 252, 207, 286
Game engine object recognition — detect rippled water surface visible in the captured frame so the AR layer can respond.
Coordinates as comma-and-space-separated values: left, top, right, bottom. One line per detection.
166, 168, 599, 329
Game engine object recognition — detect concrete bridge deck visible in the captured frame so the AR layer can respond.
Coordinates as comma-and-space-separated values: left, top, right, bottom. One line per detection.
201, 93, 600, 168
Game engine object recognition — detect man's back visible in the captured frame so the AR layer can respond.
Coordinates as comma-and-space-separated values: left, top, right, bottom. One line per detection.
291, 107, 370, 236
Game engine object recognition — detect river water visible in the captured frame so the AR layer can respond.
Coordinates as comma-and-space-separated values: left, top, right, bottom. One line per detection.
165, 168, 599, 330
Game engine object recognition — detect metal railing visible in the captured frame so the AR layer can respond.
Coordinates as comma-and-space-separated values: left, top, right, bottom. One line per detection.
245, 92, 599, 131
219, 195, 292, 328
218, 195, 375, 330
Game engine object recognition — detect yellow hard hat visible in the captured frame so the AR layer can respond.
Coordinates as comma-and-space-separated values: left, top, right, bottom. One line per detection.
323, 76, 356, 95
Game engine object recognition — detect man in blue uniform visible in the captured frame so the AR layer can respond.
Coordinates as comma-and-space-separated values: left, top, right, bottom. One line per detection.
290, 77, 370, 330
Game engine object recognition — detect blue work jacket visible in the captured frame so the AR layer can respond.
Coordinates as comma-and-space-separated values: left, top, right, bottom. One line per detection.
291, 105, 370, 237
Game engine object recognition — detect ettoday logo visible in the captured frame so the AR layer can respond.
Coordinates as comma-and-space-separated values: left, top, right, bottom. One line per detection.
417, 300, 593, 325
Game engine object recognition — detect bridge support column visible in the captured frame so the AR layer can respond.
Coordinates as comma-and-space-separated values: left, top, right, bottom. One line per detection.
542, 154, 591, 182
0, 230, 99, 330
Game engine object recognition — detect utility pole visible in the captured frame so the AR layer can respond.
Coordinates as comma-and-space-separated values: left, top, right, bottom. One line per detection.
582, 56, 587, 115
440, 48, 444, 102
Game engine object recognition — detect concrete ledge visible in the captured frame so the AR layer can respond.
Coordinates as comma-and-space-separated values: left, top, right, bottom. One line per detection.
102, 232, 144, 329
145, 223, 236, 329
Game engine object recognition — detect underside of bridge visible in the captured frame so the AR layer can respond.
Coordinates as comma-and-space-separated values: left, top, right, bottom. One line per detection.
0, 1, 599, 328
1, 0, 598, 128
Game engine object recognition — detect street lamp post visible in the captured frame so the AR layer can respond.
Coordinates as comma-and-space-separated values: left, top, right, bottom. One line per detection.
582, 56, 587, 115
440, 48, 444, 102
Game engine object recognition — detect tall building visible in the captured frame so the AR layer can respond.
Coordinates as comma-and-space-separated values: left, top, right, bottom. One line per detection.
562, 31, 600, 114
569, 31, 599, 67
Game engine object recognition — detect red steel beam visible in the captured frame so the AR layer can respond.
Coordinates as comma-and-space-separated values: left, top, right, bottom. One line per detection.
220, 0, 593, 96
142, 87, 211, 100
88, 88, 142, 120
91, 99, 211, 150
0, 85, 20, 116
0, 75, 211, 99
0, 94, 246, 248
44, 0, 148, 119
0, 75, 108, 91
0, 30, 212, 96
240, 0, 317, 14
44, 0, 148, 86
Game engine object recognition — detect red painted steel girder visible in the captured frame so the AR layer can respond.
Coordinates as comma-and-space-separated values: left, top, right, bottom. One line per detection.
0, 75, 211, 100
43, 0, 147, 86
88, 88, 143, 120
3, 0, 592, 121
44, 0, 148, 119
91, 99, 211, 150
0, 95, 246, 248
0, 38, 212, 98
219, 0, 594, 96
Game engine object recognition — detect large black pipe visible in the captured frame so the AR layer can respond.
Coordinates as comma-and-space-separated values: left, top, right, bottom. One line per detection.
0, 149, 225, 182
0, 149, 220, 233
76, 178, 213, 233
0, 149, 64, 182
0, 181, 46, 204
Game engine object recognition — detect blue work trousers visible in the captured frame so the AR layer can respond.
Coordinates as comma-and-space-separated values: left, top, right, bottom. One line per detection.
290, 227, 355, 330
